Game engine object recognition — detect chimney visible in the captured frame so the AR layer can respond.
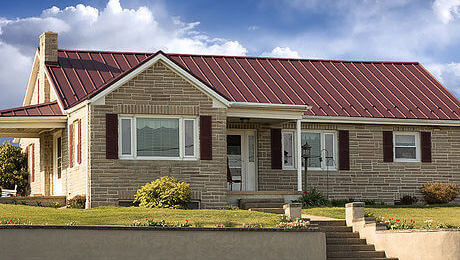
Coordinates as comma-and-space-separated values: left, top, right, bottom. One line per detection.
38, 32, 58, 103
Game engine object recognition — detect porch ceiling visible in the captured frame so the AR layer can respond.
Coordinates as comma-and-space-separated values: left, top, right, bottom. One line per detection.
0, 116, 67, 138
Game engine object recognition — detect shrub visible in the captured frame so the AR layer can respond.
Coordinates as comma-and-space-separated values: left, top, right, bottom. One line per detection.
67, 195, 86, 209
399, 195, 418, 205
0, 141, 28, 196
226, 205, 240, 210
134, 176, 191, 209
420, 183, 459, 204
293, 188, 330, 207
50, 202, 62, 208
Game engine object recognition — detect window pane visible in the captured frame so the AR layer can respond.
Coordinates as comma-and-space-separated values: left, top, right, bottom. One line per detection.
395, 147, 416, 159
395, 134, 415, 146
184, 120, 195, 157
137, 118, 179, 157
121, 119, 132, 155
227, 135, 242, 177
302, 133, 321, 168
283, 132, 294, 167
324, 133, 335, 167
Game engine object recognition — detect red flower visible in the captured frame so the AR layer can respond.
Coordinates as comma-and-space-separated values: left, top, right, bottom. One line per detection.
410, 219, 413, 222
185, 219, 189, 223
396, 219, 400, 222
389, 218, 393, 221
303, 191, 308, 194
145, 218, 148, 221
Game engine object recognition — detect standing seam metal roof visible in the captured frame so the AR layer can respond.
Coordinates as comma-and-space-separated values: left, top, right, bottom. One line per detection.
45, 49, 460, 120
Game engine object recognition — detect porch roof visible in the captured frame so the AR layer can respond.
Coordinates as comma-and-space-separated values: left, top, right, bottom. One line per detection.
0, 102, 67, 138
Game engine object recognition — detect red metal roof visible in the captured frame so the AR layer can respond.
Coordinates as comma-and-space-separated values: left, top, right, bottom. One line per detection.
0, 102, 63, 117
46, 49, 460, 120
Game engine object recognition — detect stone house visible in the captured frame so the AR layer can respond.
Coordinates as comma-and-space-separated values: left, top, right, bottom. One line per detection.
0, 32, 458, 208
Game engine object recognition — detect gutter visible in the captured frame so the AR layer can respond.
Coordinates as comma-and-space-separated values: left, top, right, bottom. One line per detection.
302, 115, 460, 127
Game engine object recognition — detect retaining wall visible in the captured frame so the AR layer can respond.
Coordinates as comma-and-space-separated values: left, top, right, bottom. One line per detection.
0, 226, 326, 260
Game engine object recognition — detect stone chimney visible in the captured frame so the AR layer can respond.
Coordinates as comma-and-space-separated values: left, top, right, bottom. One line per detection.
38, 32, 58, 103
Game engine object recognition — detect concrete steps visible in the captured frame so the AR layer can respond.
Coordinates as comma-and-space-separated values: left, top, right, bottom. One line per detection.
239, 198, 285, 214
314, 220, 397, 260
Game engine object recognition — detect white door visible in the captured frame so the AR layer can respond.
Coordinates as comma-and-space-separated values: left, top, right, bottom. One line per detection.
227, 130, 257, 191
53, 136, 63, 195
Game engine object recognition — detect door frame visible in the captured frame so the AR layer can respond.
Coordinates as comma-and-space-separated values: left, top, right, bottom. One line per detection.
227, 129, 258, 191
52, 131, 64, 195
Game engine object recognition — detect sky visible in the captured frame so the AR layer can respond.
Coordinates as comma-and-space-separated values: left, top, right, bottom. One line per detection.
0, 0, 460, 113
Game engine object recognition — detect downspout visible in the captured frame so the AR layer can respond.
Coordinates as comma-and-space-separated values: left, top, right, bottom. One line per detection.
296, 119, 302, 191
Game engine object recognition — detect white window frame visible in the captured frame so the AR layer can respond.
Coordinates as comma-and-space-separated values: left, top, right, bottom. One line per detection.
393, 132, 420, 162
301, 130, 337, 171
282, 130, 296, 169
282, 130, 338, 171
119, 115, 198, 160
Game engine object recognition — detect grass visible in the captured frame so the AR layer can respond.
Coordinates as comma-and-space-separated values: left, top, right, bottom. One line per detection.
302, 204, 460, 228
0, 204, 280, 227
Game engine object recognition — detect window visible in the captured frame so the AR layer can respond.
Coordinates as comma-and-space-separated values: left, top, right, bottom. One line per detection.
282, 131, 295, 168
301, 131, 337, 170
394, 132, 419, 162
281, 130, 337, 170
120, 116, 197, 160
56, 137, 62, 179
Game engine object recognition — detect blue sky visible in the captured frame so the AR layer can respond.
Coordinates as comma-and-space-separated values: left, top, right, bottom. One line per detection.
0, 0, 459, 115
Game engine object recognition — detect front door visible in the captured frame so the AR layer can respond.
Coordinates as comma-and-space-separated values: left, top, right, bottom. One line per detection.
227, 130, 257, 191
53, 136, 63, 195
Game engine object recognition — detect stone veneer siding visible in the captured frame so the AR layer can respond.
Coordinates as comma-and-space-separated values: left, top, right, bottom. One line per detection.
256, 122, 460, 203
88, 61, 228, 209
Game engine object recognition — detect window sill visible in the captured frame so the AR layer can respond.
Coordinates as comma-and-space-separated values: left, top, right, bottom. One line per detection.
394, 159, 420, 163
119, 157, 198, 161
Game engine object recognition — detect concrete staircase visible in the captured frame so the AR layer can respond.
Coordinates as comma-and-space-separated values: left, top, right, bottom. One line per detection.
311, 220, 398, 260
238, 198, 285, 214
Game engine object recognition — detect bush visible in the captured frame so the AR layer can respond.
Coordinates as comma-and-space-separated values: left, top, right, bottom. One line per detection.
293, 188, 330, 207
0, 141, 28, 196
50, 202, 62, 208
420, 183, 459, 204
134, 176, 191, 208
399, 195, 418, 205
67, 195, 86, 209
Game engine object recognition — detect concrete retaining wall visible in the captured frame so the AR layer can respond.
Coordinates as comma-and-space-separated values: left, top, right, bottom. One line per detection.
0, 226, 326, 260
346, 202, 460, 260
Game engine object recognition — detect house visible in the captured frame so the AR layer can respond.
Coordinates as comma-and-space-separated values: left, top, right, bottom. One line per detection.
0, 31, 458, 208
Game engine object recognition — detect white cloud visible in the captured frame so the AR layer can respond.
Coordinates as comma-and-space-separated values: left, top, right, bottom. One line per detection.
426, 63, 460, 98
0, 0, 247, 109
262, 47, 300, 58
433, 0, 460, 24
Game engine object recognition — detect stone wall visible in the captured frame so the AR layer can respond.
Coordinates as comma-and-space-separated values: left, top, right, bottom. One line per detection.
88, 60, 228, 209
257, 122, 460, 203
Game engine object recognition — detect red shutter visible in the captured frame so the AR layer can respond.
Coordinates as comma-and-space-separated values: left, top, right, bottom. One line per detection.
69, 124, 73, 167
77, 119, 82, 164
338, 130, 350, 171
271, 129, 282, 169
421, 131, 432, 163
31, 144, 35, 182
383, 131, 393, 162
200, 115, 212, 160
106, 114, 119, 159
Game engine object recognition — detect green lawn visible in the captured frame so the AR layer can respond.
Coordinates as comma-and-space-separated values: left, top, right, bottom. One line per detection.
0, 204, 280, 227
302, 204, 460, 228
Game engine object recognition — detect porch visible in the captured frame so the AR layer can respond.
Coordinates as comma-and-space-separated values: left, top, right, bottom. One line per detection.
0, 102, 67, 197
225, 103, 310, 207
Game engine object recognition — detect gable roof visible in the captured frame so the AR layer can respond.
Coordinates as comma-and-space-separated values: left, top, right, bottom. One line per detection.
45, 49, 460, 120
0, 102, 62, 117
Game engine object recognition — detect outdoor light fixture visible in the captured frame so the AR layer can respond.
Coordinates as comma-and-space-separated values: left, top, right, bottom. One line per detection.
301, 142, 311, 191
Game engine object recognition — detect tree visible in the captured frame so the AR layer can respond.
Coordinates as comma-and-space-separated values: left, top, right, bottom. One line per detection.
0, 141, 28, 196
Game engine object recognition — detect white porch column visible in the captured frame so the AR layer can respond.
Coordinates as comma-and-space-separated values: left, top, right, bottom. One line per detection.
296, 119, 302, 191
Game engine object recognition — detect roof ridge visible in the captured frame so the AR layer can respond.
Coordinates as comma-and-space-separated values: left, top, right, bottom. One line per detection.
56, 48, 420, 64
